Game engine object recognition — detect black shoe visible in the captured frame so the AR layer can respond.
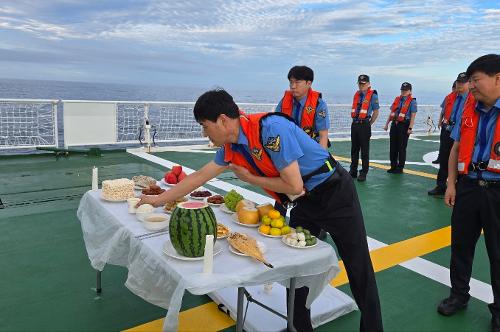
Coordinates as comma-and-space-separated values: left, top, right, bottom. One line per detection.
318, 230, 328, 240
492, 315, 500, 332
432, 159, 440, 164
357, 173, 366, 182
437, 296, 468, 316
393, 168, 403, 174
387, 168, 396, 173
349, 171, 357, 178
428, 186, 446, 196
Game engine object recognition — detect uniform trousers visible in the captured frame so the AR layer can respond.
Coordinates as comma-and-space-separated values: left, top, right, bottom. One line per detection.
350, 121, 372, 175
389, 121, 410, 170
287, 165, 383, 332
436, 127, 455, 189
449, 176, 500, 318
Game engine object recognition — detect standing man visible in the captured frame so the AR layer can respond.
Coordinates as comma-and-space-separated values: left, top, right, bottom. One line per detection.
138, 89, 383, 332
437, 54, 500, 331
350, 74, 380, 182
275, 65, 330, 149
428, 73, 472, 195
432, 81, 458, 164
384, 82, 417, 173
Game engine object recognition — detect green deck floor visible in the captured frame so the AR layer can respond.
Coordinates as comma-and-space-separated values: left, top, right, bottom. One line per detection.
0, 137, 494, 331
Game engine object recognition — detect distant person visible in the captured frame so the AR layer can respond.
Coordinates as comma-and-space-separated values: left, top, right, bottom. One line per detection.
428, 73, 472, 196
384, 82, 417, 173
426, 116, 436, 135
349, 74, 380, 182
138, 89, 383, 332
433, 81, 458, 164
275, 66, 330, 241
275, 65, 330, 149
436, 54, 499, 331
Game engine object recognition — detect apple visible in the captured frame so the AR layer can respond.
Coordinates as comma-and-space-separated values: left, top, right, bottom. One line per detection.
172, 165, 182, 176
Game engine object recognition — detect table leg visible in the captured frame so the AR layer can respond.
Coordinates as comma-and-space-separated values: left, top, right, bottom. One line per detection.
236, 287, 244, 332
96, 270, 102, 294
287, 277, 297, 332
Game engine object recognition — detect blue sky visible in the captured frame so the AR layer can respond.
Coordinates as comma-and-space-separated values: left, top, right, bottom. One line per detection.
0, 0, 498, 103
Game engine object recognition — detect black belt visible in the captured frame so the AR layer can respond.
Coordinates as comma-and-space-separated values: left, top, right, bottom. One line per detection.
353, 118, 370, 124
392, 120, 410, 125
302, 155, 337, 183
459, 176, 500, 188
468, 161, 489, 172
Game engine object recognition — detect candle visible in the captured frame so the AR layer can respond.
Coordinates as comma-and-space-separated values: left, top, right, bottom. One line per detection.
203, 235, 214, 274
92, 167, 98, 190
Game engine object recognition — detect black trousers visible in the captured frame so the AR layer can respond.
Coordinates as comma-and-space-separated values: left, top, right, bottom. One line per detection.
436, 127, 454, 188
287, 165, 383, 332
389, 121, 410, 169
350, 121, 371, 175
449, 177, 500, 317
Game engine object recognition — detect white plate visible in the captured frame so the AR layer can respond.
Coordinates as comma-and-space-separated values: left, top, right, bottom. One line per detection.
189, 195, 209, 200
231, 214, 260, 228
228, 241, 267, 256
163, 241, 223, 261
217, 224, 231, 239
219, 204, 235, 214
205, 196, 224, 206
258, 229, 282, 238
281, 236, 318, 249
161, 178, 176, 186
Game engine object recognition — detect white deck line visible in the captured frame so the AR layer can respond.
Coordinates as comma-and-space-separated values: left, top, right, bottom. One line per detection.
127, 149, 494, 304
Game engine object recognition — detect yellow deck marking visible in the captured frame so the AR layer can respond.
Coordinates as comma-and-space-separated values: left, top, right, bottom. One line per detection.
331, 226, 451, 287
332, 155, 437, 179
124, 302, 235, 332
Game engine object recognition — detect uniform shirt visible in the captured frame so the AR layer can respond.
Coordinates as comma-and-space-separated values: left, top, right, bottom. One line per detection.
354, 90, 380, 118
446, 92, 469, 131
451, 98, 500, 181
214, 115, 334, 191
275, 94, 330, 140
394, 96, 417, 121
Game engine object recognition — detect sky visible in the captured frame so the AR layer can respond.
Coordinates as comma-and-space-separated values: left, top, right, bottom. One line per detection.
0, 0, 498, 103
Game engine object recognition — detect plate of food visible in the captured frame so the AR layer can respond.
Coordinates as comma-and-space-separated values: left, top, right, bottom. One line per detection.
282, 231, 318, 249
163, 197, 189, 214
228, 240, 267, 256
227, 232, 273, 268
206, 194, 225, 206
217, 223, 230, 239
219, 204, 235, 214
231, 214, 260, 228
132, 175, 157, 190
141, 184, 166, 196
189, 190, 212, 200
163, 241, 222, 261
161, 178, 176, 187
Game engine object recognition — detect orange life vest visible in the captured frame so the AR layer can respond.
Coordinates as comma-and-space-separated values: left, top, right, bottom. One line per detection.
223, 112, 292, 203
351, 88, 376, 119
280, 89, 321, 139
457, 96, 500, 174
389, 95, 414, 122
442, 92, 458, 124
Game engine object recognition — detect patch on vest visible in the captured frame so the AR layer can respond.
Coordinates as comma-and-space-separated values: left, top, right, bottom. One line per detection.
318, 110, 326, 118
265, 136, 281, 152
495, 142, 500, 156
305, 106, 315, 114
251, 147, 263, 160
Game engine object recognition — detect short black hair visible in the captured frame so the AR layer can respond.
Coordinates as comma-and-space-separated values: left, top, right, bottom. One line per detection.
287, 66, 314, 82
466, 54, 500, 77
193, 89, 240, 123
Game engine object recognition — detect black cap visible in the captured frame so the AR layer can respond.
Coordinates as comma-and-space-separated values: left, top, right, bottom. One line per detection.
456, 72, 469, 83
400, 82, 412, 91
357, 74, 370, 84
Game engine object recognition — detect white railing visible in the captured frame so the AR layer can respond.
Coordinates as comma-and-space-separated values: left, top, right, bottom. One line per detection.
0, 99, 441, 151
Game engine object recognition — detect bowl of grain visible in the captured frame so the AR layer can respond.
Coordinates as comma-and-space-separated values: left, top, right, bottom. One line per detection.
137, 212, 170, 231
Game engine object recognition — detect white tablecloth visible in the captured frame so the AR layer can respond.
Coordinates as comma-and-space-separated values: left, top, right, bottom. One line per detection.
77, 189, 340, 331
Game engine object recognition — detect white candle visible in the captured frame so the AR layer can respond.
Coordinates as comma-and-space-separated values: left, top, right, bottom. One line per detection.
92, 167, 98, 190
203, 235, 214, 274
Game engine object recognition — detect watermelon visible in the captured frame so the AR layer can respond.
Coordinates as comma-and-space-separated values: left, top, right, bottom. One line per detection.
169, 201, 217, 257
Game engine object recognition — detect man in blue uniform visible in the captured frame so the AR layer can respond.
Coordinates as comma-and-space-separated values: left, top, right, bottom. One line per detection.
350, 74, 380, 182
428, 73, 471, 195
384, 82, 418, 173
436, 54, 500, 332
432, 81, 458, 164
138, 89, 383, 332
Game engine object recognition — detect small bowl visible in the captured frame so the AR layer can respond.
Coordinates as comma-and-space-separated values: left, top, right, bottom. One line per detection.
138, 213, 170, 231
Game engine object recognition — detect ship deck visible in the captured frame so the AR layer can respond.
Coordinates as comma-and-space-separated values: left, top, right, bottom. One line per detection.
0, 136, 493, 331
